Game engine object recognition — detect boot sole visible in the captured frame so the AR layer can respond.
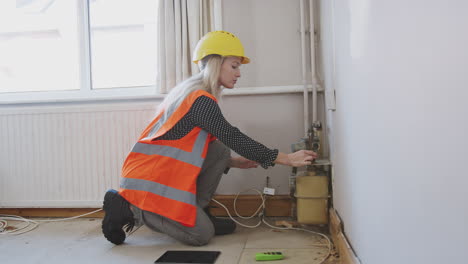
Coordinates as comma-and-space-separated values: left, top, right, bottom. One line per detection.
102, 189, 127, 245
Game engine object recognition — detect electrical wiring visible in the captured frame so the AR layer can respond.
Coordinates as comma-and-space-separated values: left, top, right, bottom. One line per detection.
233, 188, 265, 220
0, 215, 39, 235
211, 189, 332, 264
261, 218, 332, 263
2, 192, 331, 263
212, 192, 263, 229
0, 209, 149, 238
0, 209, 103, 235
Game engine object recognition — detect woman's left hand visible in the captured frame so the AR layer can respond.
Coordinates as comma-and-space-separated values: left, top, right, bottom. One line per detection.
229, 157, 259, 169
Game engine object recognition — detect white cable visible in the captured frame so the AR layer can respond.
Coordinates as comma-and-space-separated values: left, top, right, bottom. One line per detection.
33, 209, 103, 222
212, 197, 263, 228
233, 188, 265, 219
212, 188, 332, 264
0, 219, 7, 230
0, 209, 103, 235
0, 215, 39, 235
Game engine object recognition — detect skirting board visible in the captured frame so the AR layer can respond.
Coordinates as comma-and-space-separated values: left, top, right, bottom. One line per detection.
207, 195, 291, 217
0, 195, 292, 218
329, 208, 361, 264
0, 208, 105, 218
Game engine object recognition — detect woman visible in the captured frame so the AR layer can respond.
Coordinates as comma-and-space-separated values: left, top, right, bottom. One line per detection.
101, 31, 317, 246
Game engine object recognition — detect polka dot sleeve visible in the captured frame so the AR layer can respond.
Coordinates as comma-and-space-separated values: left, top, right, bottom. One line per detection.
189, 96, 278, 169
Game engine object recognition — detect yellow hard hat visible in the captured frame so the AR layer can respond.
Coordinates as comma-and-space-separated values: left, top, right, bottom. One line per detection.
192, 31, 250, 64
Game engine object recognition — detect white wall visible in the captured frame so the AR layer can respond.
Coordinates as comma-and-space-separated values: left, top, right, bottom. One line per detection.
320, 0, 468, 263
222, 0, 303, 87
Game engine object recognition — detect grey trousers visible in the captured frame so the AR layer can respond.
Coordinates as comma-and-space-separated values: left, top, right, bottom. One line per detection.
130, 140, 231, 246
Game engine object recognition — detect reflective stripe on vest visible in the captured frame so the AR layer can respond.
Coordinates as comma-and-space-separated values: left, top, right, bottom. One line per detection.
130, 129, 208, 168
144, 102, 179, 140
120, 177, 196, 206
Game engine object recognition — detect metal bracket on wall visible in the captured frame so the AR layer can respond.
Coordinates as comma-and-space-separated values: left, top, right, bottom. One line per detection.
326, 89, 336, 111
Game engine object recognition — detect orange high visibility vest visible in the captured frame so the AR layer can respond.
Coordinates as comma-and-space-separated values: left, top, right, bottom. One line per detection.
119, 90, 217, 227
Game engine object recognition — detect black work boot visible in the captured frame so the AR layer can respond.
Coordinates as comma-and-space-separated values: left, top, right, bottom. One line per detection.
102, 189, 135, 245
204, 207, 236, 235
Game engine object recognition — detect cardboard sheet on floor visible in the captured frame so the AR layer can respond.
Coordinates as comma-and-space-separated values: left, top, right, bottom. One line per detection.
154, 250, 221, 263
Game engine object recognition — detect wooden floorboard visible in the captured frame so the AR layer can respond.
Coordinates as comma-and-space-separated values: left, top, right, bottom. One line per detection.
329, 208, 360, 264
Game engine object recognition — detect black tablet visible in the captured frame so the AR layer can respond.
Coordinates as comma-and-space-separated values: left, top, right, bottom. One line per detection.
154, 250, 221, 264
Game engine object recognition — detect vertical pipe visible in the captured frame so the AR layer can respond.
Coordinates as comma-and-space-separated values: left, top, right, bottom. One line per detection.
300, 0, 309, 137
310, 0, 318, 123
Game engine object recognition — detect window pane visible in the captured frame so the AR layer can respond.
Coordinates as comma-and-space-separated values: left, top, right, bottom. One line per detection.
89, 0, 158, 89
0, 1, 80, 93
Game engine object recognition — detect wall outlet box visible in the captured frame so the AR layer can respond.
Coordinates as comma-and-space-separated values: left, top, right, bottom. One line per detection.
263, 187, 276, 195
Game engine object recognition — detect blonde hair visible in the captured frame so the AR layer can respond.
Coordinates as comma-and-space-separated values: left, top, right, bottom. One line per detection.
155, 55, 224, 129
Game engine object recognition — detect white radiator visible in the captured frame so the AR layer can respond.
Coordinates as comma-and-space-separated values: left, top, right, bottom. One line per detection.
0, 103, 157, 207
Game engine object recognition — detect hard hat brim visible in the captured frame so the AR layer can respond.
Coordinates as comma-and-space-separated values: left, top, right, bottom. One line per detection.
193, 55, 250, 64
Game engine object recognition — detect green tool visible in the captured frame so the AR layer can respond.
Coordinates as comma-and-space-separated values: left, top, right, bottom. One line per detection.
255, 252, 284, 261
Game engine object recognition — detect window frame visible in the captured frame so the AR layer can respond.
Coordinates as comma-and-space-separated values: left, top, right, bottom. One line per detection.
0, 0, 223, 104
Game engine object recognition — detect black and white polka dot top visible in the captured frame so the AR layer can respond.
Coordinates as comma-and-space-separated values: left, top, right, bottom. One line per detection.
157, 96, 278, 169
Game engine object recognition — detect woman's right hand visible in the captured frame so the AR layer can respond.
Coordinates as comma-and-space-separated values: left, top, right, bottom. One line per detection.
287, 150, 318, 167
274, 150, 318, 167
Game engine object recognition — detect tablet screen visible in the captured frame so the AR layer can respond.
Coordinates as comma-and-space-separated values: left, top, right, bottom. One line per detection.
154, 250, 221, 264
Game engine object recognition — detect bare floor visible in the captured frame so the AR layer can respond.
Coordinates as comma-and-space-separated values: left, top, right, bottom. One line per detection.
0, 217, 339, 264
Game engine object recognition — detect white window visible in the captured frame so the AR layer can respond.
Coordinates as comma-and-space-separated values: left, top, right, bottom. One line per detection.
0, 1, 81, 93
89, 0, 158, 89
0, 0, 159, 103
